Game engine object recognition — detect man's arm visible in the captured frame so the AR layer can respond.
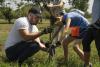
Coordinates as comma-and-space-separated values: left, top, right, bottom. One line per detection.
60, 18, 71, 41
34, 37, 46, 48
19, 29, 42, 41
19, 26, 53, 41
64, 18, 71, 31
19, 26, 52, 48
19, 29, 46, 48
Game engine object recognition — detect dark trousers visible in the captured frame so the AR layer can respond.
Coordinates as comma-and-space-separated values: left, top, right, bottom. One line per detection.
82, 26, 100, 56
5, 41, 40, 64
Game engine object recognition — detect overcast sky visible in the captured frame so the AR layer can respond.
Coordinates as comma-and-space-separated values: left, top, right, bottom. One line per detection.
5, 0, 94, 13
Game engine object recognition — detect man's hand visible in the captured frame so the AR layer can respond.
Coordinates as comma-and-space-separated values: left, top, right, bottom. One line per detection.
39, 43, 46, 48
41, 27, 53, 34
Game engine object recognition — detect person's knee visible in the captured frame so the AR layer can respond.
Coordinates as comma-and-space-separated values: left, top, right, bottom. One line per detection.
73, 45, 78, 50
62, 38, 70, 45
30, 42, 40, 52
73, 39, 81, 49
34, 44, 40, 50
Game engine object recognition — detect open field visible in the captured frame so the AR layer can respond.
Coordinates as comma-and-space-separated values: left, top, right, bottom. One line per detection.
0, 19, 100, 67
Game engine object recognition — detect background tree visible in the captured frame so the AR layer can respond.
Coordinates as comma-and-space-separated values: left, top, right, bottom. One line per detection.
1, 7, 13, 24
0, 0, 14, 23
69, 0, 89, 12
0, 0, 5, 13
0, 0, 4, 6
0, 0, 5, 19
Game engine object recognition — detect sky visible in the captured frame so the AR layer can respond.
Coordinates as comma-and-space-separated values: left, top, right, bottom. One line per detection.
5, 0, 94, 13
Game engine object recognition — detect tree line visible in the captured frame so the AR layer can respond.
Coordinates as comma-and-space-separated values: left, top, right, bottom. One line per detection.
0, 0, 91, 24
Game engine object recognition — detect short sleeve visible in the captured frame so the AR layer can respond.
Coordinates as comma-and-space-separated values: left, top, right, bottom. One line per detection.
15, 19, 28, 30
32, 25, 39, 32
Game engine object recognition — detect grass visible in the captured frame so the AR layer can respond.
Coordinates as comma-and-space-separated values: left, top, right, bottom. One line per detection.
0, 19, 100, 67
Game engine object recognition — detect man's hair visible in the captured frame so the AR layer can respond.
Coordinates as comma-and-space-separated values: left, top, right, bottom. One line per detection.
28, 7, 41, 17
28, 8, 41, 14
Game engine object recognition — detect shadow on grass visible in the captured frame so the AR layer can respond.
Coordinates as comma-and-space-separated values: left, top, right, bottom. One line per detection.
0, 23, 14, 24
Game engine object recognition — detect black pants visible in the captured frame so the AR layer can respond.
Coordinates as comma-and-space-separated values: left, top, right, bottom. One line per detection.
82, 26, 100, 56
5, 41, 40, 64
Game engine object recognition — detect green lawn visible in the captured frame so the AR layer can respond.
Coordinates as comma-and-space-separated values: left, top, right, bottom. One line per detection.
0, 19, 100, 67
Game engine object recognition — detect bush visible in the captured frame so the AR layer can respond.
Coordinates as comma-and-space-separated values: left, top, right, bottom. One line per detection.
0, 11, 4, 19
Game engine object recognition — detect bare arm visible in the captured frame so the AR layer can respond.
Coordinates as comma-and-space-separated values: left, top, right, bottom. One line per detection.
64, 18, 71, 31
60, 18, 71, 41
19, 29, 50, 48
19, 29, 42, 41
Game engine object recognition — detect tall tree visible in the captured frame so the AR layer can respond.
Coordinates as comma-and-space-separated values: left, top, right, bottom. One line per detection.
69, 0, 89, 12
2, 7, 13, 24
0, 0, 13, 23
0, 0, 4, 6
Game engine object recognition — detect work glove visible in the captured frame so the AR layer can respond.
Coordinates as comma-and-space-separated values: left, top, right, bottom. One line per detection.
41, 27, 53, 34
45, 41, 51, 48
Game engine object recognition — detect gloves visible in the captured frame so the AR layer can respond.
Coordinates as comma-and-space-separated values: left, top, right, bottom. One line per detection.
41, 27, 53, 34
45, 41, 51, 48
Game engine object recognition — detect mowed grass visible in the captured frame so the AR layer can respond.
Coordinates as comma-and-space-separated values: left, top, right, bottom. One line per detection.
0, 19, 100, 67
